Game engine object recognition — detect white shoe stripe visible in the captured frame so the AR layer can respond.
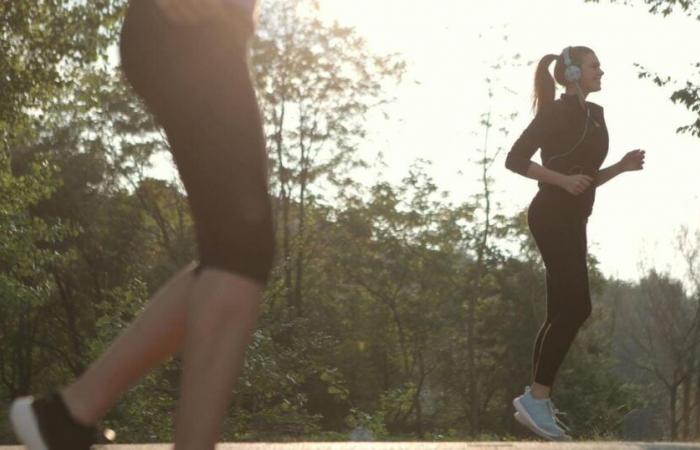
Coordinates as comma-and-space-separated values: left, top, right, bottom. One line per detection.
9, 397, 49, 450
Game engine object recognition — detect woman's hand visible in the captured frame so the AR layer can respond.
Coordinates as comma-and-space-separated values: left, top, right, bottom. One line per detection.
619, 149, 646, 172
558, 174, 594, 196
154, 0, 230, 25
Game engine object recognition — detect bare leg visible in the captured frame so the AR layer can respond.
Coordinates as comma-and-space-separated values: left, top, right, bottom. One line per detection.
530, 382, 552, 400
60, 263, 263, 450
61, 262, 198, 426
173, 267, 262, 450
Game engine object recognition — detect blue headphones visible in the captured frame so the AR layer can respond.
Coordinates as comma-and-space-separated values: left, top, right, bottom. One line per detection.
562, 46, 582, 83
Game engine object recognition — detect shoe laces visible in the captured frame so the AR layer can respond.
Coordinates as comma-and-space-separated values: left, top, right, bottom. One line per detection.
546, 399, 571, 432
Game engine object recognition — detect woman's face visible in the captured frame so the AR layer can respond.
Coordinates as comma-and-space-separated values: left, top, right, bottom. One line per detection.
578, 51, 604, 93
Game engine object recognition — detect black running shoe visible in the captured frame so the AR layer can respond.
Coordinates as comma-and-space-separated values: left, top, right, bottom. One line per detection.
9, 392, 115, 450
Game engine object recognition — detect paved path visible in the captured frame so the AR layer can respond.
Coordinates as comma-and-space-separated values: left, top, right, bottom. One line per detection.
4, 442, 700, 450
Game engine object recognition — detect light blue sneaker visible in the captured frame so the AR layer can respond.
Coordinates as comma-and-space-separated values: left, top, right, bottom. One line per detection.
513, 386, 572, 441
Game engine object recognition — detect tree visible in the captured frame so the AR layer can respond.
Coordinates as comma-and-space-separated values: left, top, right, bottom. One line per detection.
584, 0, 700, 137
329, 165, 473, 437
1, 0, 124, 145
677, 227, 700, 438
0, 148, 70, 398
251, 0, 404, 317
615, 269, 697, 439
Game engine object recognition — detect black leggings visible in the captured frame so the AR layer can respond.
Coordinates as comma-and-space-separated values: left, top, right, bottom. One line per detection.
119, 0, 274, 284
528, 190, 592, 387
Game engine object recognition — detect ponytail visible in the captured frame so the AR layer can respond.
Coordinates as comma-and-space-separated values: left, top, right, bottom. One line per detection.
532, 54, 559, 114
531, 47, 595, 114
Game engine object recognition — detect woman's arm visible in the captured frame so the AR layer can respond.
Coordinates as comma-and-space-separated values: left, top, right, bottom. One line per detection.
596, 149, 646, 187
595, 161, 623, 187
522, 161, 594, 196
505, 106, 551, 175
505, 105, 594, 196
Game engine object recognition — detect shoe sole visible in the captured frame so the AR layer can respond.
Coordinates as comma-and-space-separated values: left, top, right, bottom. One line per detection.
514, 412, 573, 441
512, 397, 568, 441
9, 397, 49, 450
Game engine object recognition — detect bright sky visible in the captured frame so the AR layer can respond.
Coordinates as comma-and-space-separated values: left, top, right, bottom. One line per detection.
310, 0, 700, 288
141, 0, 700, 288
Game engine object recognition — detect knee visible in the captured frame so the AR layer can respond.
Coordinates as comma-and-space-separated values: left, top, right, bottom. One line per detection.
569, 297, 592, 326
238, 209, 275, 280
205, 204, 275, 285
192, 268, 263, 321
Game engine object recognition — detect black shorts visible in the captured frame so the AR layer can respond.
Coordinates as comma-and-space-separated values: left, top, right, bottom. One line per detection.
119, 0, 274, 284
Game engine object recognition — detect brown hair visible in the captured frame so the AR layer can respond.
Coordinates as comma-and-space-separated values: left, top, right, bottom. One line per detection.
532, 46, 595, 113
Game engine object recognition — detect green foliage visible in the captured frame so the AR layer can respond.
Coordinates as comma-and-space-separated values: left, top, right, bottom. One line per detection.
4, 0, 689, 444
585, 0, 700, 138
585, 0, 700, 19
1, 0, 125, 140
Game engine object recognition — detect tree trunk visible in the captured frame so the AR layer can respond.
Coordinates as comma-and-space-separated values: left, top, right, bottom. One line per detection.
272, 103, 294, 310
294, 173, 306, 318
415, 352, 426, 438
695, 359, 700, 438
683, 358, 692, 439
670, 384, 678, 440
466, 108, 493, 436
52, 271, 84, 372
292, 128, 309, 317
467, 294, 478, 435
